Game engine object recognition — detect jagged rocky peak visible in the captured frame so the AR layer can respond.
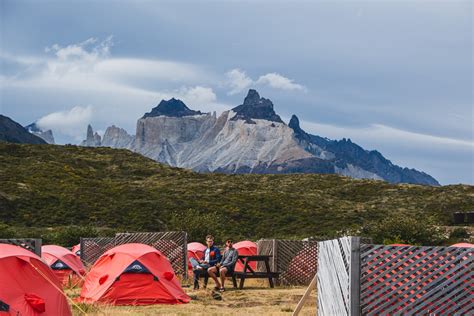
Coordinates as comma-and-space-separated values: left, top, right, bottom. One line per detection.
143, 98, 203, 118
25, 122, 55, 144
289, 114, 303, 133
81, 124, 101, 147
231, 89, 284, 123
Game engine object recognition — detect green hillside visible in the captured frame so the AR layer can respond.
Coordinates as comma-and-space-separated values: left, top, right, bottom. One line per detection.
0, 143, 473, 245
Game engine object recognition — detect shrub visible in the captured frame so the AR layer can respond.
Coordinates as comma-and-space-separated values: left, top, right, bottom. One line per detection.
362, 214, 445, 245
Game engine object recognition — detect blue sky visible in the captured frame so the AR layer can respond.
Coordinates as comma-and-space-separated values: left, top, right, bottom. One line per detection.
1, 0, 472, 185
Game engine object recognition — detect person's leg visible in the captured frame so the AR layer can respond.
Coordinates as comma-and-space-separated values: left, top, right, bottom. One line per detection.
207, 266, 221, 288
193, 269, 201, 289
219, 267, 228, 289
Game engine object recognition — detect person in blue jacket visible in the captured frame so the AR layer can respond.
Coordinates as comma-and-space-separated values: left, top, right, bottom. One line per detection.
189, 234, 221, 290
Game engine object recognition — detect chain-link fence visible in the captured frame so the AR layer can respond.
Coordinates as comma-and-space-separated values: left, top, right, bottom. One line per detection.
0, 238, 42, 256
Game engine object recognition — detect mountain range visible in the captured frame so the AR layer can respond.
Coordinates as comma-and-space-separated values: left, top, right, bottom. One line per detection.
0, 115, 47, 145
81, 89, 439, 185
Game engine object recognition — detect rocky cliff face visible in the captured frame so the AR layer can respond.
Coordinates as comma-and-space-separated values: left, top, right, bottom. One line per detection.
81, 89, 439, 185
80, 125, 102, 147
231, 89, 283, 123
25, 122, 55, 144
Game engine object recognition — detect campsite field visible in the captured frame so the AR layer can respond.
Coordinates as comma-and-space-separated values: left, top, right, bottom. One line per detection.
68, 280, 316, 315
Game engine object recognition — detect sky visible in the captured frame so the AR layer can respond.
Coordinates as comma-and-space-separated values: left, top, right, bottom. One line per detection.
0, 0, 472, 185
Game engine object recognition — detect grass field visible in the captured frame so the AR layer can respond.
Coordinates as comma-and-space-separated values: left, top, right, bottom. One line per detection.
67, 280, 316, 315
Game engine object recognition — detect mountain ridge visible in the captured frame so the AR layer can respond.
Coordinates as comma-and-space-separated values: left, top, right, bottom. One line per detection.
80, 89, 439, 185
0, 115, 47, 145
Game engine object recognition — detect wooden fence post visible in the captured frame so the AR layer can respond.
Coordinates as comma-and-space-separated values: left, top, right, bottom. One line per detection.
349, 237, 361, 316
183, 232, 188, 280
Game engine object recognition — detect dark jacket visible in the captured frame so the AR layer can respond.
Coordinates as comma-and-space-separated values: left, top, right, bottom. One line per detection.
200, 245, 221, 266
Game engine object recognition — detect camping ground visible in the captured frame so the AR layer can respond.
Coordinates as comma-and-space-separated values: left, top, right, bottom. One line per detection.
67, 280, 317, 315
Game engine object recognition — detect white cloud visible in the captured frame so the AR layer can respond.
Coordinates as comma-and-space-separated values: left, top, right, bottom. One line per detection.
224, 68, 306, 94
299, 119, 474, 151
37, 105, 93, 141
256, 73, 306, 91
178, 86, 217, 107
2, 37, 213, 97
225, 68, 253, 95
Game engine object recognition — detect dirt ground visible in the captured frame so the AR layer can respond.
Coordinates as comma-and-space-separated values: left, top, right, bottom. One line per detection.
67, 279, 317, 315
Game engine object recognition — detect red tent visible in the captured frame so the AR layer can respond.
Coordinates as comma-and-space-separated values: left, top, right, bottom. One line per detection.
233, 240, 257, 272
42, 245, 86, 287
450, 242, 474, 248
0, 244, 72, 315
78, 243, 190, 305
187, 242, 206, 271
71, 244, 81, 256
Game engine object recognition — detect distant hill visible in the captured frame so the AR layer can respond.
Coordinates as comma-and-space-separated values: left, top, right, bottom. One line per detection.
0, 115, 46, 144
0, 143, 472, 242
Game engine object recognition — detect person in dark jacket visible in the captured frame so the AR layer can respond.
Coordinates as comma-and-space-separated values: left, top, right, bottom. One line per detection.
207, 239, 238, 292
190, 235, 221, 290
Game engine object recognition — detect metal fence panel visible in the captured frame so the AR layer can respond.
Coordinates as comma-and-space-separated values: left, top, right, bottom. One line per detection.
0, 238, 42, 257
360, 244, 473, 316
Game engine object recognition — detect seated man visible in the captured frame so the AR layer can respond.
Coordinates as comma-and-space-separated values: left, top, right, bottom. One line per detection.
207, 239, 238, 292
190, 235, 221, 290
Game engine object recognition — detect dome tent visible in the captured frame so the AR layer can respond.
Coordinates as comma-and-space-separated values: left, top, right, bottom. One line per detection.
71, 244, 81, 256
41, 245, 86, 286
187, 242, 206, 271
79, 243, 190, 305
0, 244, 72, 315
450, 242, 474, 248
233, 240, 257, 272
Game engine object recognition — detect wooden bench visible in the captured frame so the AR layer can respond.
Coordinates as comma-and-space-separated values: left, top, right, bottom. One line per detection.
195, 255, 280, 289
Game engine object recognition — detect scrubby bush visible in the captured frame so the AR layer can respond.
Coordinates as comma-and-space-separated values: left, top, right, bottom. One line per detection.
362, 214, 445, 245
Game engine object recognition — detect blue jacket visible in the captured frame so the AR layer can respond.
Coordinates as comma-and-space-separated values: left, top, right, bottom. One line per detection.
201, 245, 221, 266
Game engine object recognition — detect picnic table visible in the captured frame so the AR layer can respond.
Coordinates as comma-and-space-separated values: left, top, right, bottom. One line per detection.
232, 254, 280, 289
198, 254, 280, 289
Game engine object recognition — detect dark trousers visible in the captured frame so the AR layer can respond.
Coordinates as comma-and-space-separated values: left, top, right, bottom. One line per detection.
193, 268, 208, 288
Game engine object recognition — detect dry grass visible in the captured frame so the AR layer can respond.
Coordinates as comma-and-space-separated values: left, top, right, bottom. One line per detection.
67, 279, 317, 315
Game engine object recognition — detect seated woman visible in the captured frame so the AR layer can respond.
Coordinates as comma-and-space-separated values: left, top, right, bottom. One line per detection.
207, 239, 238, 292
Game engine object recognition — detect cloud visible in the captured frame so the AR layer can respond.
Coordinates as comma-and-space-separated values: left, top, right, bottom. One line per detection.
224, 68, 306, 94
37, 105, 93, 141
225, 69, 253, 95
299, 119, 473, 151
178, 86, 216, 107
256, 73, 306, 91
2, 37, 213, 96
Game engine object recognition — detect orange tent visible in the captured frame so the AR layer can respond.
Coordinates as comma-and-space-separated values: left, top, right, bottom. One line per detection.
0, 244, 72, 315
78, 243, 190, 305
187, 242, 206, 271
233, 240, 257, 272
42, 245, 86, 287
71, 244, 81, 256
450, 242, 474, 248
